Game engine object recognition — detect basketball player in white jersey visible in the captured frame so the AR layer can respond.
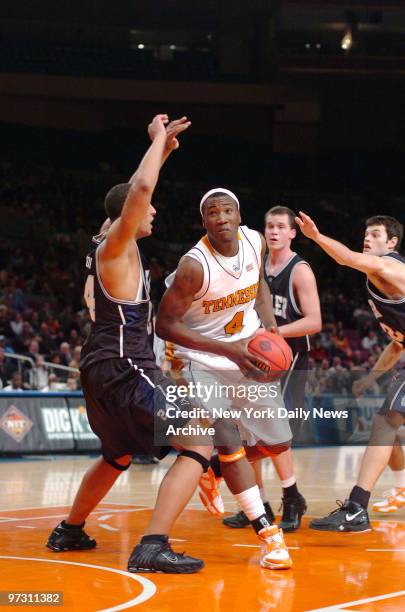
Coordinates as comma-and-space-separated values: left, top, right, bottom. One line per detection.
156, 189, 294, 569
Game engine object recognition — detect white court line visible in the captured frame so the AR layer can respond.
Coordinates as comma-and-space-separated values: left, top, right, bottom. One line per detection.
99, 524, 119, 532
367, 548, 405, 552
307, 589, 405, 612
16, 526, 36, 529
233, 544, 300, 550
0, 555, 156, 611
0, 504, 77, 513
98, 514, 113, 521
0, 507, 152, 524
170, 538, 186, 542
0, 502, 149, 514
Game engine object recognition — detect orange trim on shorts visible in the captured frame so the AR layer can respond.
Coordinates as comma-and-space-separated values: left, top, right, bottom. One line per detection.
256, 445, 274, 458
164, 341, 185, 373
218, 448, 246, 463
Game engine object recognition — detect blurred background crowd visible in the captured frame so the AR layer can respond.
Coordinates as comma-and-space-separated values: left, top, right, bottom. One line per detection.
0, 159, 403, 395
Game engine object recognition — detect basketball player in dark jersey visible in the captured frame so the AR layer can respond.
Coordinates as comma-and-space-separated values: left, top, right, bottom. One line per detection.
46, 114, 221, 573
92, 221, 157, 466
223, 205, 321, 532
296, 212, 405, 532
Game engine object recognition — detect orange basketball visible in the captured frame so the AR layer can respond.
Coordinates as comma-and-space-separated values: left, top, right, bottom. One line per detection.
248, 331, 292, 381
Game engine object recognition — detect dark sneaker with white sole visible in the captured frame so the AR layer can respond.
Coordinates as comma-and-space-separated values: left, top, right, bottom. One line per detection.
47, 521, 96, 552
279, 494, 307, 532
309, 499, 371, 533
128, 538, 204, 574
223, 502, 275, 529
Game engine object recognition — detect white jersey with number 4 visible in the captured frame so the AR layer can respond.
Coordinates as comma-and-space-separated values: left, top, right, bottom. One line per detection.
167, 225, 262, 370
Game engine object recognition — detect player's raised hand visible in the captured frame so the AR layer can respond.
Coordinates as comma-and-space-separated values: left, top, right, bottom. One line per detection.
148, 114, 169, 141
165, 116, 192, 151
295, 212, 321, 242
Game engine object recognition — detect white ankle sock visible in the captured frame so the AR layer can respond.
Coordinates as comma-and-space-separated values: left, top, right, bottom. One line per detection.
393, 468, 405, 488
280, 475, 296, 488
235, 485, 265, 521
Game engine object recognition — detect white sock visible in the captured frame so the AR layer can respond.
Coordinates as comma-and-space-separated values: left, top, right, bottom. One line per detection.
235, 485, 265, 521
280, 475, 296, 488
393, 468, 405, 488
259, 486, 267, 502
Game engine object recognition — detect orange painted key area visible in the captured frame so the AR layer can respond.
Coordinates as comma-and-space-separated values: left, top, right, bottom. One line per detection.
0, 449, 404, 611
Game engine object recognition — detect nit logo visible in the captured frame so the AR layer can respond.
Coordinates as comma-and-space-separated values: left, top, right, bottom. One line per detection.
0, 405, 33, 443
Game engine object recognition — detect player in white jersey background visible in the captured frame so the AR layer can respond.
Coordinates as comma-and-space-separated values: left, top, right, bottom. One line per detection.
156, 188, 295, 569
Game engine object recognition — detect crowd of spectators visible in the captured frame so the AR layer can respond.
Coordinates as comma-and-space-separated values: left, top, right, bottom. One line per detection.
0, 161, 403, 395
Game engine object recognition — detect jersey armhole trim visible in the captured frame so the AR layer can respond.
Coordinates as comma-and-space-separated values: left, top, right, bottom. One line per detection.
239, 226, 260, 268
95, 244, 150, 305
289, 260, 311, 315
366, 279, 405, 304
183, 249, 210, 301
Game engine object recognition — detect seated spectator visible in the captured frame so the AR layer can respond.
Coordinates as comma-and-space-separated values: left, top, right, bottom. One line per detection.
328, 356, 351, 394
311, 338, 328, 363
0, 346, 17, 387
38, 322, 56, 356
3, 371, 25, 391
331, 329, 352, 360
28, 355, 50, 391
361, 330, 378, 352
9, 311, 23, 337
0, 305, 13, 338
49, 352, 68, 382
59, 341, 72, 366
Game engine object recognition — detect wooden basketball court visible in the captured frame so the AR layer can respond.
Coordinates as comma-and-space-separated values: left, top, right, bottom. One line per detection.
1, 448, 404, 611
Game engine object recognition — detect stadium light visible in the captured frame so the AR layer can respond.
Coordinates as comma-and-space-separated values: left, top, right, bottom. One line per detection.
341, 28, 353, 52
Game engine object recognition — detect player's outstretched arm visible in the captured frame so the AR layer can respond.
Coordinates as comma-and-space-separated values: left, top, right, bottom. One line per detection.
295, 211, 386, 276
254, 234, 278, 331
103, 114, 168, 258
353, 340, 403, 397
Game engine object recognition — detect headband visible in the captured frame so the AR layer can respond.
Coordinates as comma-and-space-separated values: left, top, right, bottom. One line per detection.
199, 188, 240, 214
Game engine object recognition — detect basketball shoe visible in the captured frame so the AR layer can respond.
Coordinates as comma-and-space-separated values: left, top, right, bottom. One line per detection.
198, 467, 224, 515
309, 500, 371, 532
372, 487, 405, 513
258, 525, 292, 570
47, 521, 96, 552
223, 502, 275, 528
279, 493, 307, 532
128, 537, 204, 573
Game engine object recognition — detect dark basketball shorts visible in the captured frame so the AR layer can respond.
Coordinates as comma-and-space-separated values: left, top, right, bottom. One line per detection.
282, 351, 309, 413
379, 371, 405, 418
80, 358, 194, 462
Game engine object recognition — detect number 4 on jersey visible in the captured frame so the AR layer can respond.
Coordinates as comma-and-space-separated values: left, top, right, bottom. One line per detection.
84, 275, 96, 322
224, 311, 244, 335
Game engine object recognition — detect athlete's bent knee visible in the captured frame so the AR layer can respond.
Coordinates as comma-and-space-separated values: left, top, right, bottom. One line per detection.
178, 450, 210, 472
103, 453, 132, 471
